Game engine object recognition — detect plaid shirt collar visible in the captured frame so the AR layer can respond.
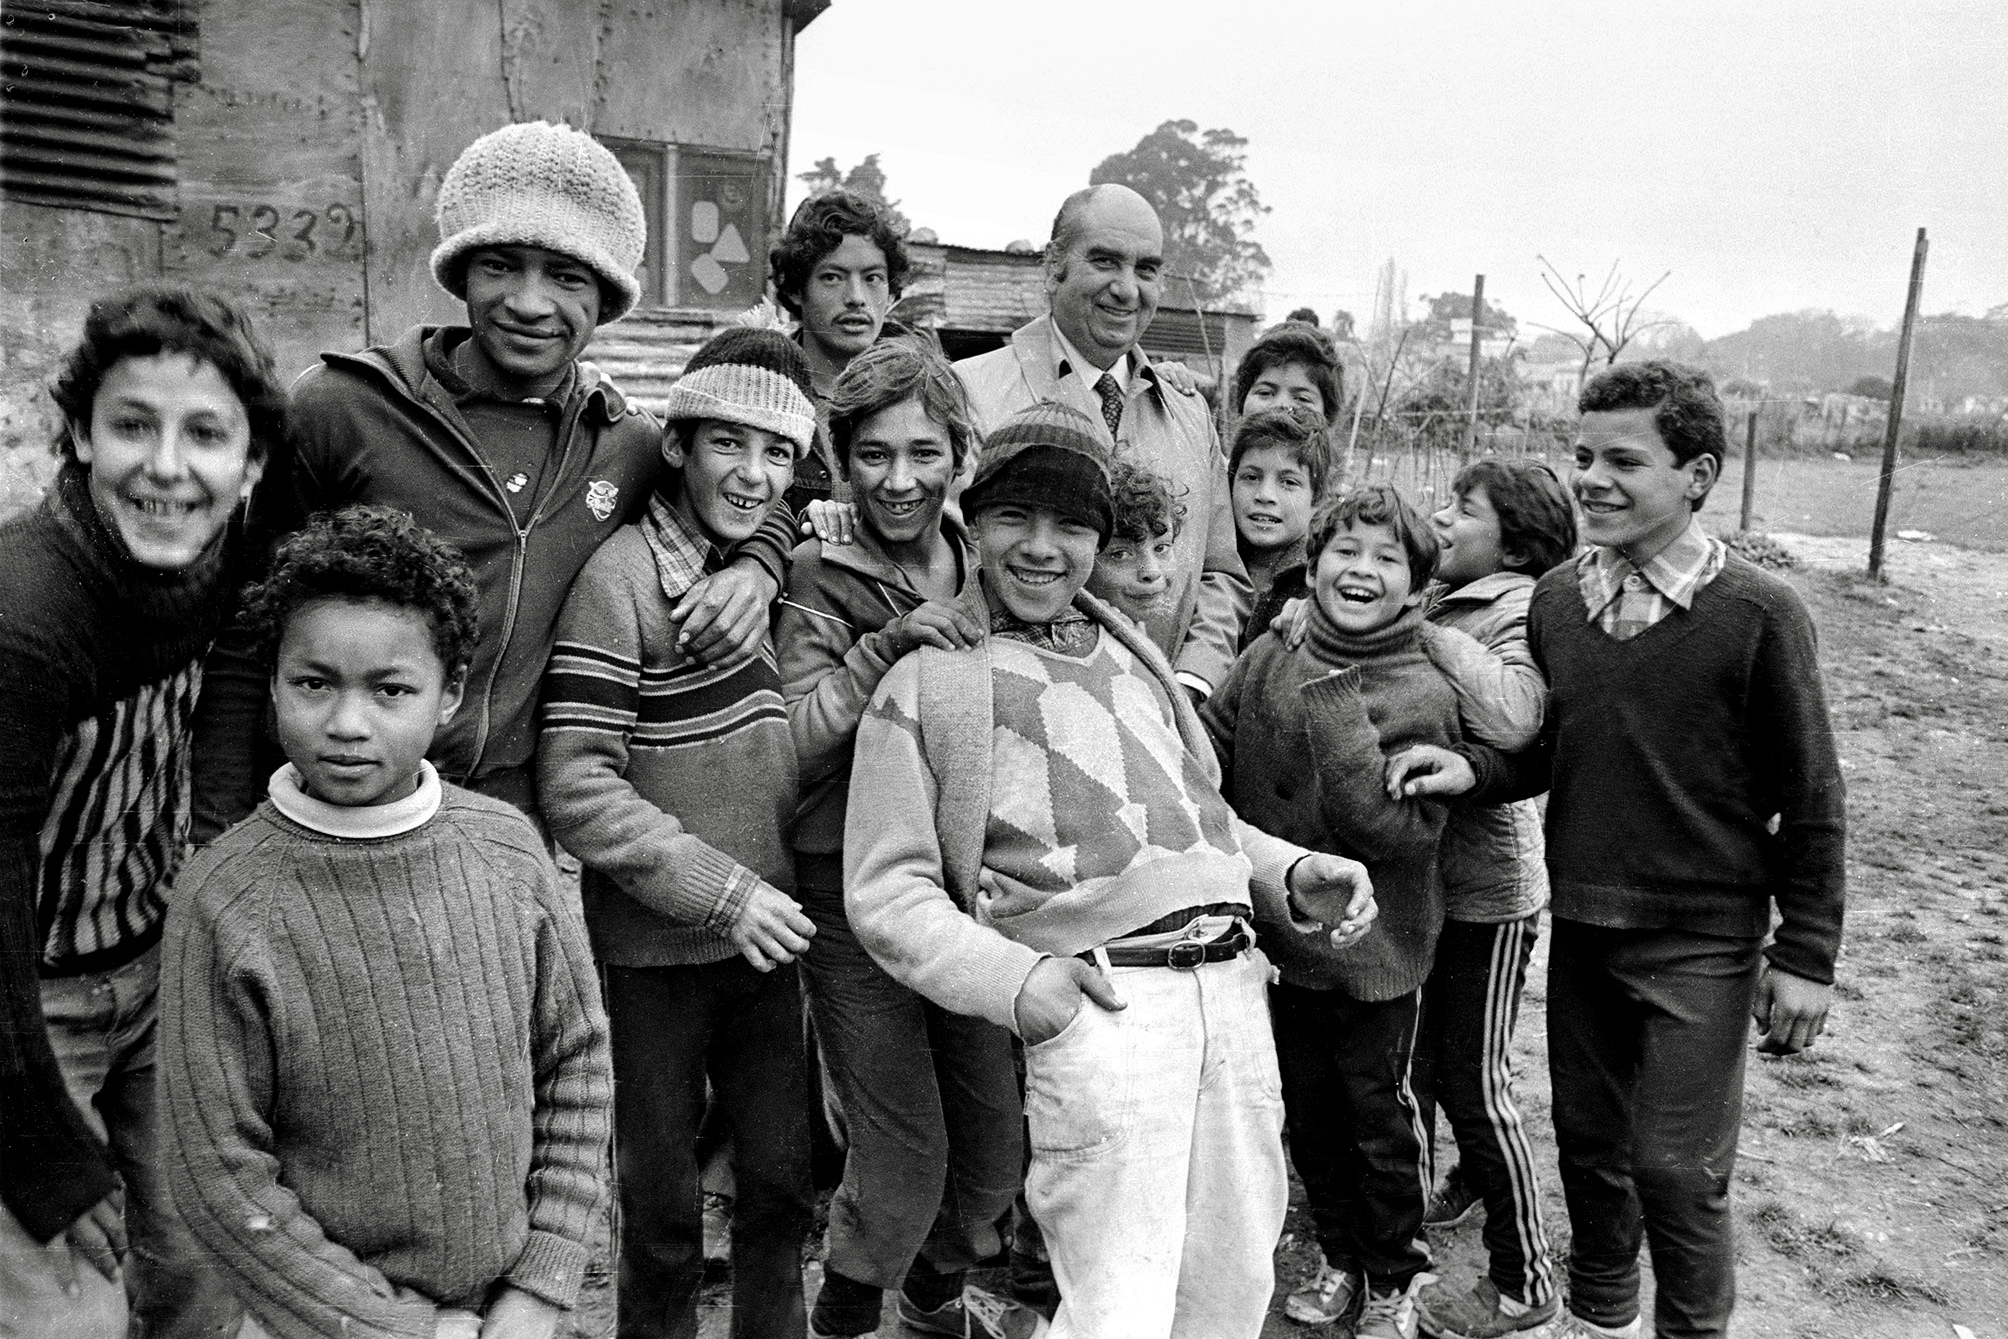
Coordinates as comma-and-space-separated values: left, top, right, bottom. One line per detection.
989, 600, 1099, 657
1578, 514, 1726, 631
641, 490, 725, 605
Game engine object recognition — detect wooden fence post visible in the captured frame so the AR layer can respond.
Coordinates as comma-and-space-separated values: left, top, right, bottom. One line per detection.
1739, 410, 1759, 532
1460, 274, 1485, 463
1868, 228, 1928, 580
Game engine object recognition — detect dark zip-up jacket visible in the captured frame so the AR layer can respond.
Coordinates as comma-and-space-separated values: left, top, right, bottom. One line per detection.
203, 326, 793, 825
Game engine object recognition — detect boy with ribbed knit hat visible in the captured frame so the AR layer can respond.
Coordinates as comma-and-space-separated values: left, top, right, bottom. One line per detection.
159, 505, 612, 1339
843, 401, 1379, 1339
1202, 483, 1467, 1339
538, 327, 820, 1338
209, 120, 797, 835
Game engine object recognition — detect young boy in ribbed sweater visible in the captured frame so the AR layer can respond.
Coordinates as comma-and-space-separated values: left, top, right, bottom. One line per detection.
1203, 483, 1465, 1339
1395, 362, 1846, 1339
844, 402, 1378, 1339
160, 505, 612, 1339
537, 327, 821, 1338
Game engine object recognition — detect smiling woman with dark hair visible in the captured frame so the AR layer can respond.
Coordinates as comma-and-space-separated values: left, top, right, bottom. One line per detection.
0, 283, 280, 1338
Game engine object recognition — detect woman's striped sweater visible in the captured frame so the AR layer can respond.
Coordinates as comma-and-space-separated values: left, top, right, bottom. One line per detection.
0, 464, 242, 1241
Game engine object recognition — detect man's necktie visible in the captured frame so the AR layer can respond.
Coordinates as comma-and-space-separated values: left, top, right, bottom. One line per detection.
1094, 372, 1124, 439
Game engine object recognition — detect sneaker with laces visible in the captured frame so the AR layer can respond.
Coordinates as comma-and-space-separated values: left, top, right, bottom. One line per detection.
1423, 1169, 1481, 1230
1356, 1273, 1438, 1339
897, 1283, 1050, 1338
1418, 1277, 1560, 1339
1284, 1260, 1365, 1327
1532, 1313, 1641, 1339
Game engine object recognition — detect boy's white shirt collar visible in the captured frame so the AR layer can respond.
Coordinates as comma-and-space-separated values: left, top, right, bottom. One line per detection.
1051, 321, 1131, 393
269, 760, 443, 838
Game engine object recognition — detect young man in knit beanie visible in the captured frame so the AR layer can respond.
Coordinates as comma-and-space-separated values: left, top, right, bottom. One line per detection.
538, 327, 821, 1339
209, 120, 798, 833
159, 506, 611, 1339
842, 401, 1380, 1339
1202, 482, 1470, 1339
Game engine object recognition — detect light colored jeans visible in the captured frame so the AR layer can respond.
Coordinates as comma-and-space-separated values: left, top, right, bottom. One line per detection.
6, 946, 243, 1339
1022, 949, 1287, 1339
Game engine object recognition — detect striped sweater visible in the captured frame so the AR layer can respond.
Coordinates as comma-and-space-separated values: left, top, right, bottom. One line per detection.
160, 776, 611, 1339
1, 463, 242, 1242
538, 494, 798, 967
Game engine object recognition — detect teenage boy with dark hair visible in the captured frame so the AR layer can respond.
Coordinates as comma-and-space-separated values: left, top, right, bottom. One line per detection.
1408, 458, 1577, 1339
776, 339, 1052, 1339
1204, 483, 1463, 1339
539, 327, 821, 1339
1228, 407, 1331, 643
844, 401, 1378, 1339
1393, 361, 1847, 1339
767, 189, 912, 514
160, 505, 610, 1339
218, 120, 792, 833
1233, 321, 1345, 428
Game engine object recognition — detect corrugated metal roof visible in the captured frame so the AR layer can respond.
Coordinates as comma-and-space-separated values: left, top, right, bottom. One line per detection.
584, 308, 741, 414
0, 0, 196, 220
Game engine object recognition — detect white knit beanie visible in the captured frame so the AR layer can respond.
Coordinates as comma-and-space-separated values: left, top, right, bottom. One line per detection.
430, 121, 645, 323
662, 327, 819, 459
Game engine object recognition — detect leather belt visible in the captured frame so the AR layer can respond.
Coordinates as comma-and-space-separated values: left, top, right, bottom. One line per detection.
1080, 926, 1252, 971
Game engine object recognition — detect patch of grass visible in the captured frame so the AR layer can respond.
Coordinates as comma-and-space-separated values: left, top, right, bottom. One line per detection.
1769, 1060, 1842, 1090
1752, 1199, 1857, 1261
1828, 1268, 1951, 1306
1774, 1111, 1840, 1139
1886, 921, 1929, 944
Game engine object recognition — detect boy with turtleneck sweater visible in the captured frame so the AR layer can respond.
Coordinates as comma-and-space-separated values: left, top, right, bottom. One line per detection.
1202, 483, 1462, 1339
159, 507, 611, 1339
845, 402, 1379, 1339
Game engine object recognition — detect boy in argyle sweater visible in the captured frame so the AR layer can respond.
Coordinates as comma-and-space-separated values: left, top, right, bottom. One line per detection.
843, 402, 1378, 1339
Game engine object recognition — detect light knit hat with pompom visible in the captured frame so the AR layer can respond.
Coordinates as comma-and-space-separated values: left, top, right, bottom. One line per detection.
430, 120, 645, 323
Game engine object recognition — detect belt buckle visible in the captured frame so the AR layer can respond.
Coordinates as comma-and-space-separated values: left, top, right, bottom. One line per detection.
1166, 940, 1206, 970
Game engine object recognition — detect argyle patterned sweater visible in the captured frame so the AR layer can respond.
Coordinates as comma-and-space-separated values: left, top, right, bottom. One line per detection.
844, 584, 1310, 1033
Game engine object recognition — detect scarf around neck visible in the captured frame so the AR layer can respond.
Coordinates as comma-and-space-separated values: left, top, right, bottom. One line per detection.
1305, 596, 1427, 666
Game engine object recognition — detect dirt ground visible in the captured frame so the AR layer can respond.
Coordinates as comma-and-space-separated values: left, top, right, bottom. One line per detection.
1266, 527, 2008, 1339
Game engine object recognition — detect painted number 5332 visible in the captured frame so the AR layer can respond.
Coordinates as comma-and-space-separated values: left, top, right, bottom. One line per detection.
206, 202, 361, 261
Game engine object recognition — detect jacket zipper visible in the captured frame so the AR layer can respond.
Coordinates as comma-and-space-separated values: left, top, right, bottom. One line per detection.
393, 370, 592, 778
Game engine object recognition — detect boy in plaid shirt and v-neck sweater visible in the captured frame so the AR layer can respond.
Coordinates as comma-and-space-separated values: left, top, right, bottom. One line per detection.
1399, 362, 1846, 1339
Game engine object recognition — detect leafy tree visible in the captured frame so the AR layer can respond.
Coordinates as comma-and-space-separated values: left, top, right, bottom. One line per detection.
1849, 374, 1894, 400
1285, 306, 1321, 326
1330, 309, 1357, 342
796, 153, 910, 233
1089, 119, 1270, 306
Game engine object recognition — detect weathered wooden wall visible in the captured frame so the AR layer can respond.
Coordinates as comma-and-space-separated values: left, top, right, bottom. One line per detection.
2, 0, 795, 487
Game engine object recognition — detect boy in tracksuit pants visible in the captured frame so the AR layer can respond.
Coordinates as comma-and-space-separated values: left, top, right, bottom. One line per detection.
1400, 361, 1846, 1339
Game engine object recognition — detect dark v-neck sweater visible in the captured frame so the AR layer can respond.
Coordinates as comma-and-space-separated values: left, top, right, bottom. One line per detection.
1512, 553, 1846, 983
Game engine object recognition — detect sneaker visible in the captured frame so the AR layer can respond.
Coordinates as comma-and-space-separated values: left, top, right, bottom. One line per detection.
1532, 1314, 1641, 1339
1284, 1261, 1365, 1327
1357, 1274, 1438, 1339
1418, 1278, 1560, 1339
1423, 1169, 1481, 1231
897, 1283, 1050, 1338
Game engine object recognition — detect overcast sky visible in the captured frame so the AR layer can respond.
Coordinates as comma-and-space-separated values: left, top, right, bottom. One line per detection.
788, 0, 2007, 339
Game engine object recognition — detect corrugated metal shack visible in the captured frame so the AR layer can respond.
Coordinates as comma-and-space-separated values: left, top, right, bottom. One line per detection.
0, 0, 828, 486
